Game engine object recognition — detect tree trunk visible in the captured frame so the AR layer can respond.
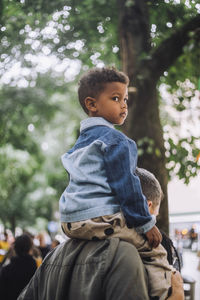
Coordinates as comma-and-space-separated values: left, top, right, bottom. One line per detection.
118, 0, 169, 233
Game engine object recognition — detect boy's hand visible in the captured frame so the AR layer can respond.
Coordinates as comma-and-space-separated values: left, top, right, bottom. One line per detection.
168, 271, 184, 300
145, 225, 162, 248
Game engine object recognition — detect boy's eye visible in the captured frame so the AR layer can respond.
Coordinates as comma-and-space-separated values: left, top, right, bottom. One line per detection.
124, 98, 128, 104
112, 96, 119, 102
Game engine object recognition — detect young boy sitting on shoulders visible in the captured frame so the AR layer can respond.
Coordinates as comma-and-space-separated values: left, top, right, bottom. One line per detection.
59, 67, 173, 300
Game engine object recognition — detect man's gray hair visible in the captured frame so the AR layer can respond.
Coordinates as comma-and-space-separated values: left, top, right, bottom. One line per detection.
135, 167, 163, 206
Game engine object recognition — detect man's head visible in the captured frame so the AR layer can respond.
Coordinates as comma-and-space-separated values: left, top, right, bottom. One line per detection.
135, 167, 163, 217
78, 67, 129, 125
14, 234, 33, 257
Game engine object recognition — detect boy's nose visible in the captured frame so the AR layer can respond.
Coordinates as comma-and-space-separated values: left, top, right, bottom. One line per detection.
121, 101, 127, 108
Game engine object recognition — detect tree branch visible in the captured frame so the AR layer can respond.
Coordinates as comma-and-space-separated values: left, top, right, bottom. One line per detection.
150, 15, 200, 80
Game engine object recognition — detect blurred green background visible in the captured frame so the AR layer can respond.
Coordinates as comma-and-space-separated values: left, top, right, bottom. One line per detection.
0, 0, 199, 234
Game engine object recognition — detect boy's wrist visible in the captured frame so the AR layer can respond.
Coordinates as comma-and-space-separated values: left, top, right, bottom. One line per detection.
135, 215, 156, 234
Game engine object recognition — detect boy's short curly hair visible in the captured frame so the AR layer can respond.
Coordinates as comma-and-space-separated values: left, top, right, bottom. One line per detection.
78, 67, 129, 114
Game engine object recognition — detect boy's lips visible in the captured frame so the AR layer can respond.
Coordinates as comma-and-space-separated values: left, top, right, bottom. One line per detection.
120, 111, 127, 118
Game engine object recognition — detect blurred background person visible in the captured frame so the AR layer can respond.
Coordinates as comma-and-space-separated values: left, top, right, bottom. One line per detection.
0, 233, 37, 300
0, 231, 10, 266
51, 238, 60, 250
36, 232, 51, 260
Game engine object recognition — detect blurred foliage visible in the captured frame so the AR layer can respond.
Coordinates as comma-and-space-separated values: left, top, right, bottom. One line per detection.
160, 78, 200, 181
166, 137, 199, 184
0, 80, 57, 153
0, 0, 200, 231
0, 144, 39, 232
150, 1, 200, 89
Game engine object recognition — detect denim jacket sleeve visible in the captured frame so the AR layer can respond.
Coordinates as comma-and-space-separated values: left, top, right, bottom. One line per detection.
103, 134, 155, 233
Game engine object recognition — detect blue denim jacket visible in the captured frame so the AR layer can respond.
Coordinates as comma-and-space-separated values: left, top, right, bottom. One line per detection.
59, 117, 155, 233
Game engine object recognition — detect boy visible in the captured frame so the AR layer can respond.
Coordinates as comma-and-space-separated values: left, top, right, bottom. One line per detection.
60, 67, 172, 300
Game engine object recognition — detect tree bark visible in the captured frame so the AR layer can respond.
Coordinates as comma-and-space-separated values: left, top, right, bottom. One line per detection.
118, 0, 169, 233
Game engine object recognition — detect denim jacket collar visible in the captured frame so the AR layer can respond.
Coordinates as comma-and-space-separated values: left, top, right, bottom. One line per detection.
80, 117, 114, 132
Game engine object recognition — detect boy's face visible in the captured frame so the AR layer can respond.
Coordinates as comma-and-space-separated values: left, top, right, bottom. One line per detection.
89, 82, 128, 125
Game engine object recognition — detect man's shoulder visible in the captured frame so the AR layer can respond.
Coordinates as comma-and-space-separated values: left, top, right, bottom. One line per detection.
44, 238, 140, 267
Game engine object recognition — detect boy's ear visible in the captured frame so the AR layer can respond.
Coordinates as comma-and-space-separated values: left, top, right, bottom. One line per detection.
84, 97, 97, 113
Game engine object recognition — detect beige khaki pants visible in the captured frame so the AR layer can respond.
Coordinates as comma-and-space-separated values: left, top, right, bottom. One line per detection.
62, 212, 174, 300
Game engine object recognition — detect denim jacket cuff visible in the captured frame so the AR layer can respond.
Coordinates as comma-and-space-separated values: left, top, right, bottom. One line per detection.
135, 215, 156, 234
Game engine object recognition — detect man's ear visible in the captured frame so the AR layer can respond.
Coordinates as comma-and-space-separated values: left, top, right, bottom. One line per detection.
147, 201, 152, 209
84, 97, 97, 113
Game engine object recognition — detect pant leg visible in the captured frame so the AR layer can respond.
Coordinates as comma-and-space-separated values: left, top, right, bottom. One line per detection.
61, 215, 122, 241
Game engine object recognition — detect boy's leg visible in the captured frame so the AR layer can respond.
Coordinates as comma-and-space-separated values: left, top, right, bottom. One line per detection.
61, 212, 143, 241
61, 214, 122, 241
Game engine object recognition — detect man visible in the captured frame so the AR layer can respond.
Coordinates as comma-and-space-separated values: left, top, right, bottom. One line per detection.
18, 167, 184, 300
